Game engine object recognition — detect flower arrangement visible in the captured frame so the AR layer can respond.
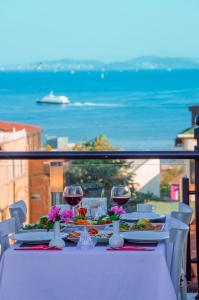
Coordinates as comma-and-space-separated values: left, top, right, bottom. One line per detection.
48, 206, 61, 222
38, 205, 125, 230
108, 206, 126, 221
77, 207, 87, 218
42, 206, 76, 230
61, 209, 76, 222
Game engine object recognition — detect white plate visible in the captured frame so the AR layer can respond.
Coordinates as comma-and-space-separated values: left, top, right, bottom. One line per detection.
11, 232, 66, 244
120, 231, 169, 243
120, 212, 166, 222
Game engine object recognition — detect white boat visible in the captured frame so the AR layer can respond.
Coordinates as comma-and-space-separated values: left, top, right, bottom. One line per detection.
37, 91, 70, 104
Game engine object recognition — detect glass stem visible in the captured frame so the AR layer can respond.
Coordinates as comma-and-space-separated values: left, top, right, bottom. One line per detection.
71, 206, 75, 215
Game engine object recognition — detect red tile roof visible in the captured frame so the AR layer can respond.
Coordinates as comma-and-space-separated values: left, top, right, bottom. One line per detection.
0, 121, 42, 134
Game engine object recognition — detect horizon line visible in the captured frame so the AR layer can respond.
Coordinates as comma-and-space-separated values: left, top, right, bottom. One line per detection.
2, 55, 199, 67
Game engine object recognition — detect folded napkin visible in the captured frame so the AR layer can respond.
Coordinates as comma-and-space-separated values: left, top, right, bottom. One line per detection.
14, 245, 63, 251
107, 245, 155, 251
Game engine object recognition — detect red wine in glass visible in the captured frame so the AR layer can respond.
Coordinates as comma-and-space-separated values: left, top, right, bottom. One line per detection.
64, 195, 82, 206
63, 185, 83, 214
112, 196, 130, 206
111, 186, 131, 206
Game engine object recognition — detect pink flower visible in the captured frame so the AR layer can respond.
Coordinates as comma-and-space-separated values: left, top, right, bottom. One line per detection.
61, 209, 76, 222
111, 206, 126, 215
48, 206, 61, 222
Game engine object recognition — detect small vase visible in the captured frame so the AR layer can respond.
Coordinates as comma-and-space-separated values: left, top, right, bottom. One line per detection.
49, 221, 65, 248
109, 220, 124, 249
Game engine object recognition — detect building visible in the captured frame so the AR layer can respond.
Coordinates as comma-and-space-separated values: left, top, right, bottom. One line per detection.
45, 135, 75, 150
176, 105, 199, 152
0, 121, 42, 221
175, 105, 198, 186
133, 159, 160, 197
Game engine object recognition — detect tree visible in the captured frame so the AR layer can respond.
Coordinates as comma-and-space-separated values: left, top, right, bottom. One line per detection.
66, 135, 135, 201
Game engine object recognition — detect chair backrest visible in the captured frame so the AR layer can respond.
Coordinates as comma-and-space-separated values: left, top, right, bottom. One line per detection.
178, 202, 193, 225
171, 202, 193, 226
0, 218, 15, 255
168, 217, 189, 298
82, 197, 107, 217
56, 204, 71, 212
9, 200, 27, 232
13, 200, 27, 216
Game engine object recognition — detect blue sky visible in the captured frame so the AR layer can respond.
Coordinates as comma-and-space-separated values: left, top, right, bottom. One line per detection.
0, 0, 199, 65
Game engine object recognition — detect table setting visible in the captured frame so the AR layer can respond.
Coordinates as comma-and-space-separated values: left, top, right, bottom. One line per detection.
0, 185, 177, 300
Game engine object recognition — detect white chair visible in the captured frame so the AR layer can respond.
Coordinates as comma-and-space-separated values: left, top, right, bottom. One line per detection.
0, 218, 15, 256
56, 204, 70, 212
168, 217, 189, 300
171, 202, 193, 226
82, 197, 107, 217
9, 200, 27, 232
170, 203, 193, 300
15, 200, 27, 217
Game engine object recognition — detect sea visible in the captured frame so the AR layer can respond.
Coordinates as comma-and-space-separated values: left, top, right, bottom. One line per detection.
0, 69, 199, 150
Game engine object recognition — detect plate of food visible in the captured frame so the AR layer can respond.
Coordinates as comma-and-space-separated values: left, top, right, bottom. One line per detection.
120, 212, 166, 222
66, 228, 113, 243
130, 219, 165, 231
22, 224, 48, 232
119, 219, 164, 232
119, 222, 132, 232
66, 215, 112, 230
120, 230, 169, 243
22, 216, 59, 232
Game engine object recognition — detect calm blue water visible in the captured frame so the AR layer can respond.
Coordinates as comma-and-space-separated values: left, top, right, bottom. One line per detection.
0, 70, 199, 150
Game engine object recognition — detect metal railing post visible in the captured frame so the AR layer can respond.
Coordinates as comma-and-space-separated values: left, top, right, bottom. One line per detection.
182, 177, 192, 282
182, 177, 190, 205
194, 116, 199, 299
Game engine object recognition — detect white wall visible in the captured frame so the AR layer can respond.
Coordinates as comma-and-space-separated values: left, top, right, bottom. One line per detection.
182, 138, 196, 151
134, 159, 160, 197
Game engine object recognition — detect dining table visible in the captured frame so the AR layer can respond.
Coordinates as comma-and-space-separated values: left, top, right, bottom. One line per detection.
0, 239, 177, 300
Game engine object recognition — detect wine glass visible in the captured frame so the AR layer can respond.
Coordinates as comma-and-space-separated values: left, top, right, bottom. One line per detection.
63, 185, 83, 214
111, 185, 131, 206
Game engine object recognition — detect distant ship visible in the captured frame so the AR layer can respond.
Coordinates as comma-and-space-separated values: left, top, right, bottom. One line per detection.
37, 91, 70, 104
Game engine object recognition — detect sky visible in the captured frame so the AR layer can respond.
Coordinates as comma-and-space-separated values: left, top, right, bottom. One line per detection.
0, 0, 199, 65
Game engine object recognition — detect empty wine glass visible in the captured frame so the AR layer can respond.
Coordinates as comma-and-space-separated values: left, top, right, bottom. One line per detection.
63, 185, 83, 214
111, 185, 131, 206
77, 227, 95, 250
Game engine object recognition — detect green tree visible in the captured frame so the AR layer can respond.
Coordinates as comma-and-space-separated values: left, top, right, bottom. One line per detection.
66, 135, 135, 202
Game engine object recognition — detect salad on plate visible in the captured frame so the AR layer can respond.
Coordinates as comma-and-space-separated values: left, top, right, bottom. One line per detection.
119, 219, 164, 231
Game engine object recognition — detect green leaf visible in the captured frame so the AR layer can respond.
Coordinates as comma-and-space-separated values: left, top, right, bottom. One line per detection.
46, 221, 54, 231
110, 214, 120, 221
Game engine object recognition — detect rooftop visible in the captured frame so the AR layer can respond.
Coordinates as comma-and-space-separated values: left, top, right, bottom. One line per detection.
0, 121, 42, 134
177, 127, 195, 138
0, 129, 26, 144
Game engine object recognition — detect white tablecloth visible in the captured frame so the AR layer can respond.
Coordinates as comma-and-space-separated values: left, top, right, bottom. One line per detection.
0, 243, 177, 300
